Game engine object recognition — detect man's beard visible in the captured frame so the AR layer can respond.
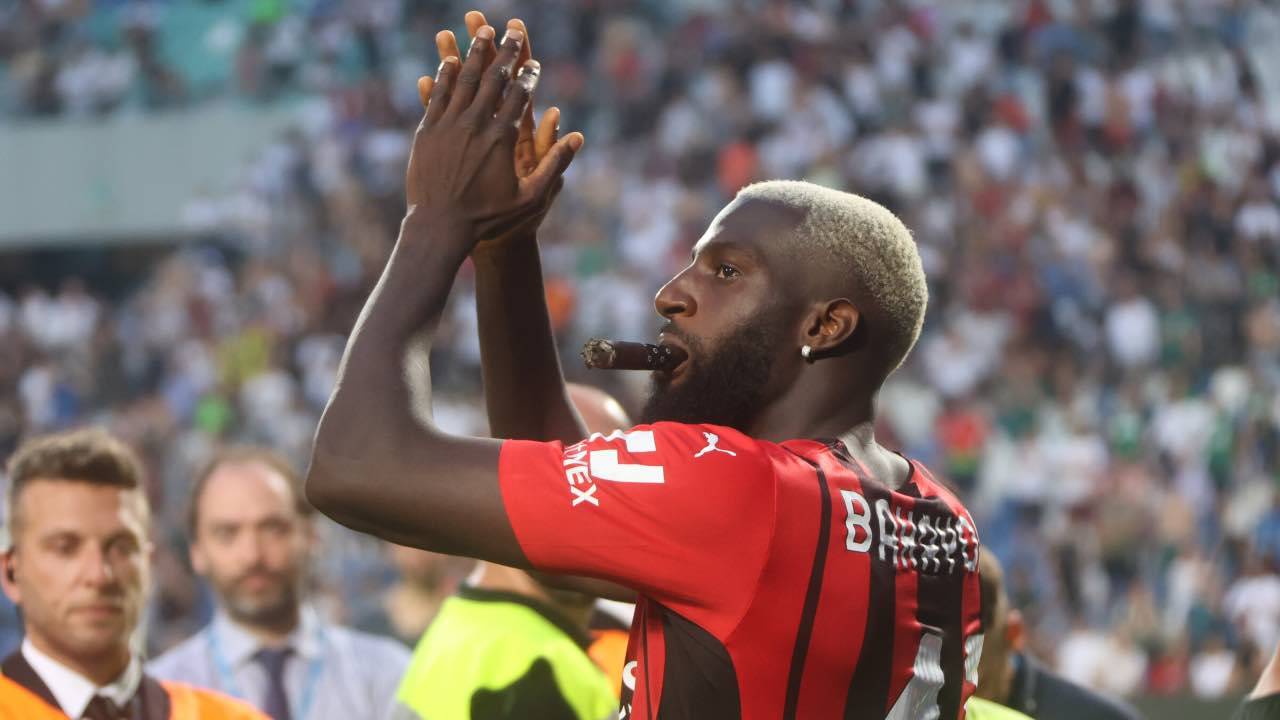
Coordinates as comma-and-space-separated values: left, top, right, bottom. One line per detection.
640, 314, 780, 431
219, 568, 301, 632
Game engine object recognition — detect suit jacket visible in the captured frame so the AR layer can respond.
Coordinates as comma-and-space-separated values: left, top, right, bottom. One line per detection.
0, 651, 264, 720
1006, 652, 1144, 720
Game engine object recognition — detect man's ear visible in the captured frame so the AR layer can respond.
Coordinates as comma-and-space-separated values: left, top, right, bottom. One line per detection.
1, 552, 21, 605
801, 298, 860, 357
1005, 608, 1026, 652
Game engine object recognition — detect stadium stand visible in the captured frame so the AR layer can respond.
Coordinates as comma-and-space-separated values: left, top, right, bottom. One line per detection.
3, 1, 1280, 715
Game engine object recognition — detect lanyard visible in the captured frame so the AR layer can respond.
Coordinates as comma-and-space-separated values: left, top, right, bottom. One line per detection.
207, 622, 325, 720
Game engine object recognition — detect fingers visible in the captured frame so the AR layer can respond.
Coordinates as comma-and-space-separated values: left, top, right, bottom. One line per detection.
468, 28, 523, 123
448, 24, 495, 116
497, 59, 539, 128
465, 11, 487, 39
425, 57, 459, 124
524, 132, 583, 196
535, 107, 560, 160
418, 75, 433, 109
508, 18, 531, 70
436, 30, 461, 64
509, 19, 536, 148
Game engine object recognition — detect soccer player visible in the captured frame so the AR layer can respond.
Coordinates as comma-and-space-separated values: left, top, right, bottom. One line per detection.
306, 20, 983, 720
0, 429, 263, 720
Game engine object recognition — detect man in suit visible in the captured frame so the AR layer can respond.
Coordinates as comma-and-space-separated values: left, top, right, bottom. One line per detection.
149, 447, 408, 720
976, 549, 1143, 720
0, 428, 261, 719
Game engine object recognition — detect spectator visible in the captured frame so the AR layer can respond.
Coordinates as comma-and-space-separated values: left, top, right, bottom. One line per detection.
977, 549, 1142, 720
0, 429, 262, 719
148, 448, 409, 720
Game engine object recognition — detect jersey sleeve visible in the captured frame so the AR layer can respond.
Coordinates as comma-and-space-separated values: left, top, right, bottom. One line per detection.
498, 422, 776, 616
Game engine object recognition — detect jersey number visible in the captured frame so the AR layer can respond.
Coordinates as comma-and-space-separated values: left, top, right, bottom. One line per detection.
588, 430, 666, 484
885, 631, 944, 720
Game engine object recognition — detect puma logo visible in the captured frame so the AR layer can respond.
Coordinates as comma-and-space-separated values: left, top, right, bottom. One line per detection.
694, 432, 737, 458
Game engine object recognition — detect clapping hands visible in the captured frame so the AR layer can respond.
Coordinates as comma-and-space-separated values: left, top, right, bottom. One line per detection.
406, 12, 581, 247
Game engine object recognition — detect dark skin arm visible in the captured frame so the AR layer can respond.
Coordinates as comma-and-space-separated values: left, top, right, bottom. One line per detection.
426, 12, 587, 445
424, 13, 634, 602
306, 25, 582, 563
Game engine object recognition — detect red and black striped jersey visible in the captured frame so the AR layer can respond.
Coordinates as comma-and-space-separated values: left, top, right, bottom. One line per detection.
499, 422, 984, 720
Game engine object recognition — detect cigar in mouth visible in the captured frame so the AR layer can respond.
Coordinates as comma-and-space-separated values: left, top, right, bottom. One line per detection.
581, 339, 688, 372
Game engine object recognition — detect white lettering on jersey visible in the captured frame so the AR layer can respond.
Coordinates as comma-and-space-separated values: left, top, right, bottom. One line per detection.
957, 515, 980, 572
622, 661, 638, 692
885, 632, 944, 720
693, 432, 737, 458
896, 505, 918, 570
562, 431, 668, 507
964, 633, 984, 687
877, 498, 899, 563
855, 496, 976, 576
841, 490, 873, 552
618, 661, 640, 719
589, 430, 665, 484
561, 445, 600, 506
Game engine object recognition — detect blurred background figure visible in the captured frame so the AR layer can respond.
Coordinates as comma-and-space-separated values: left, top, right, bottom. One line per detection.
1234, 639, 1280, 719
2, 0, 1280, 716
977, 549, 1141, 720
0, 429, 261, 719
391, 383, 631, 720
148, 448, 408, 720
352, 543, 464, 647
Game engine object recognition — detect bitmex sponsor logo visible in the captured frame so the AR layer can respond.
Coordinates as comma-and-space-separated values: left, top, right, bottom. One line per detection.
562, 443, 599, 507
562, 431, 667, 508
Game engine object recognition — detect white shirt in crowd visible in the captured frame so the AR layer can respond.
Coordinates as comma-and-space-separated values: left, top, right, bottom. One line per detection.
148, 606, 409, 720
1224, 573, 1280, 654
23, 639, 143, 719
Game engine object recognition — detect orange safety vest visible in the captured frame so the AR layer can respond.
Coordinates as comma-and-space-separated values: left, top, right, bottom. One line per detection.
587, 628, 629, 699
0, 672, 266, 720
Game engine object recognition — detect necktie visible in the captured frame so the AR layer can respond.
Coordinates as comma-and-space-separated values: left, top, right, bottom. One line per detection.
82, 695, 122, 720
255, 647, 293, 720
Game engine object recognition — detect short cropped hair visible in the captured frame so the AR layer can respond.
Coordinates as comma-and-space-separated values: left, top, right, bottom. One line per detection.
736, 180, 928, 377
187, 447, 312, 535
4, 428, 147, 546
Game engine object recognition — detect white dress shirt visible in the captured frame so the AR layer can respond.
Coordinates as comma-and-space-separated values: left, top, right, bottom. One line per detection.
22, 639, 143, 719
148, 606, 409, 720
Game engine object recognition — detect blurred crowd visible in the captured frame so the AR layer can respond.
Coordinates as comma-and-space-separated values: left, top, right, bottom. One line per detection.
4, 0, 1280, 703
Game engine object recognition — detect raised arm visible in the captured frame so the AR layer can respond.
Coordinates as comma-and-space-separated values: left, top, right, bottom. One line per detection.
427, 12, 586, 444
306, 25, 581, 564
427, 14, 632, 604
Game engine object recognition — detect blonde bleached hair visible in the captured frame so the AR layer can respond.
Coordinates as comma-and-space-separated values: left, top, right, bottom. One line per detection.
735, 180, 928, 376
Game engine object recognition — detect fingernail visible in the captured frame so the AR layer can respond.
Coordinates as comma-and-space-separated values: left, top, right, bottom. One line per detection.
522, 59, 541, 74
503, 29, 523, 45
476, 25, 494, 40
568, 133, 583, 150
